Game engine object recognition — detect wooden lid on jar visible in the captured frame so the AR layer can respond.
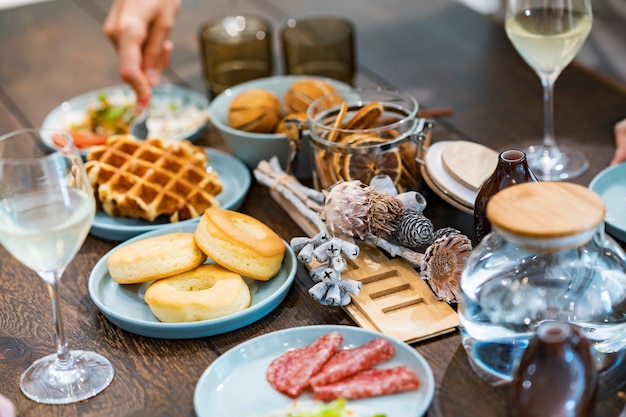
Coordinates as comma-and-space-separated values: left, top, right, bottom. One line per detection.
486, 182, 605, 244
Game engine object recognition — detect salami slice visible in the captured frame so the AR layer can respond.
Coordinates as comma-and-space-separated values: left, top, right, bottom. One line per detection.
266, 331, 343, 398
311, 365, 420, 402
309, 337, 395, 387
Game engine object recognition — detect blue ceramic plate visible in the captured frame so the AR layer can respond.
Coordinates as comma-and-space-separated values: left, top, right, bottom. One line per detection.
88, 223, 296, 339
589, 163, 626, 242
193, 325, 435, 417
41, 83, 210, 156
89, 147, 250, 242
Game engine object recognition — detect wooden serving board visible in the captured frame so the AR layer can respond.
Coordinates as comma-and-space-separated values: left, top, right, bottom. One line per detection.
441, 140, 498, 191
271, 189, 459, 343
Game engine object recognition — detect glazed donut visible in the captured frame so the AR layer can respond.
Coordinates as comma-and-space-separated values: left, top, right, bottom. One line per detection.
194, 208, 286, 281
108, 232, 207, 284
144, 264, 251, 323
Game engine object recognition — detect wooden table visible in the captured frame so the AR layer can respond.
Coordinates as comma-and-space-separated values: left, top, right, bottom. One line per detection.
1, 1, 626, 416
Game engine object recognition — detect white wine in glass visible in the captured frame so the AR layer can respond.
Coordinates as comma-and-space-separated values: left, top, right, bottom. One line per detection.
0, 128, 114, 404
505, 0, 592, 180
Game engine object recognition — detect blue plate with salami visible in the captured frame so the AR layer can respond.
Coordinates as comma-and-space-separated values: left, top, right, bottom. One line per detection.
193, 324, 435, 417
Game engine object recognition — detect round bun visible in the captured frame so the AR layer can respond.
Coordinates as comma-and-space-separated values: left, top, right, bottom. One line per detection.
228, 89, 283, 133
144, 264, 251, 322
194, 208, 286, 281
108, 232, 206, 284
284, 78, 341, 114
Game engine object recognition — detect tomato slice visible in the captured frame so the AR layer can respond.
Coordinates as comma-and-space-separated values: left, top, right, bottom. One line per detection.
52, 131, 107, 148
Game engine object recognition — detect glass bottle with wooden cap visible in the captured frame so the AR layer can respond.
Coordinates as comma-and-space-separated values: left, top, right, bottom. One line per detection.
458, 181, 626, 388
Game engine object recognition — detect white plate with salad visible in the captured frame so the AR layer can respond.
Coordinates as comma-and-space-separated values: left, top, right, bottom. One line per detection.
41, 83, 209, 156
193, 325, 435, 417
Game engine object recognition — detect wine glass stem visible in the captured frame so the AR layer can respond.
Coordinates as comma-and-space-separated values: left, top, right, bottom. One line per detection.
43, 271, 73, 369
540, 74, 557, 151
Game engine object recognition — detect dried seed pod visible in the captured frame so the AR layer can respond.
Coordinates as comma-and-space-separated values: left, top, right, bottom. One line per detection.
393, 209, 435, 250
431, 227, 461, 244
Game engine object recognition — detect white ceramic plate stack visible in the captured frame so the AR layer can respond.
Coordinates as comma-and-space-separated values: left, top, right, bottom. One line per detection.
420, 140, 498, 214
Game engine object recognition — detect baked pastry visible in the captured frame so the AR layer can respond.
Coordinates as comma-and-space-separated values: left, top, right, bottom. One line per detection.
107, 232, 207, 284
144, 264, 251, 323
194, 208, 286, 281
283, 78, 341, 114
227, 89, 283, 133
85, 135, 222, 222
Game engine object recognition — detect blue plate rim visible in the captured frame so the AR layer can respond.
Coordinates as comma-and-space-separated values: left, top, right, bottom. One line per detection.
41, 83, 209, 151
193, 324, 435, 417
589, 162, 626, 242
87, 222, 296, 338
89, 147, 251, 241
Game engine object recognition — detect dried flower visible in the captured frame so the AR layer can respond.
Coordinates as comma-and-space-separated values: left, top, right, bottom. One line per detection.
420, 233, 473, 303
322, 181, 370, 238
322, 181, 404, 239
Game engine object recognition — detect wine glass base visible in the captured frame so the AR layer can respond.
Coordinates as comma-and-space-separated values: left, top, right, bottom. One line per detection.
524, 144, 589, 181
20, 350, 114, 404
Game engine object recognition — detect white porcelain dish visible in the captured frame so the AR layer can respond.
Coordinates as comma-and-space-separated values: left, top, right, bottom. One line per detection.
42, 83, 209, 156
208, 75, 352, 179
88, 223, 296, 339
421, 165, 473, 215
424, 140, 477, 208
589, 162, 626, 242
193, 324, 435, 417
89, 147, 250, 242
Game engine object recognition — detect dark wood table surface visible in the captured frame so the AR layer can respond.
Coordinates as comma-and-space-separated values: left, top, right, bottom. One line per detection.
1, 1, 626, 416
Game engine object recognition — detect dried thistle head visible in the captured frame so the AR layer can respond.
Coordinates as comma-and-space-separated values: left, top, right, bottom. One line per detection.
420, 233, 473, 303
366, 190, 405, 237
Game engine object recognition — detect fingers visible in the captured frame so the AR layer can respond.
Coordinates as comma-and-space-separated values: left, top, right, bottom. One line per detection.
611, 118, 626, 166
103, 0, 180, 109
0, 394, 15, 417
142, 2, 179, 84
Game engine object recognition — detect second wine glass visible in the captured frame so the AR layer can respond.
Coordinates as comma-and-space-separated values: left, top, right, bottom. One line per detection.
0, 128, 114, 404
505, 0, 592, 180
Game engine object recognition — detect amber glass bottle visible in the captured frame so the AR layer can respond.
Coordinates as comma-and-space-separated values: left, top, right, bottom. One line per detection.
473, 149, 537, 242
509, 322, 597, 417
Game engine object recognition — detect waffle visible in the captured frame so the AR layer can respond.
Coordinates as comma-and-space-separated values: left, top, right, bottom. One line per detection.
85, 135, 222, 222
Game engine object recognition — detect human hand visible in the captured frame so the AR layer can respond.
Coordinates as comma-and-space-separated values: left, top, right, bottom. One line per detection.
611, 118, 626, 166
104, 0, 181, 111
0, 394, 15, 417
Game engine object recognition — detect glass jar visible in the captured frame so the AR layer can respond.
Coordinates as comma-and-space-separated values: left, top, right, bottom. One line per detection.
305, 87, 431, 192
459, 181, 626, 387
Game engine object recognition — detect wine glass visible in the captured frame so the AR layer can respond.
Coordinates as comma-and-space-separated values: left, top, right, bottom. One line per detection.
505, 0, 592, 180
0, 128, 114, 404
